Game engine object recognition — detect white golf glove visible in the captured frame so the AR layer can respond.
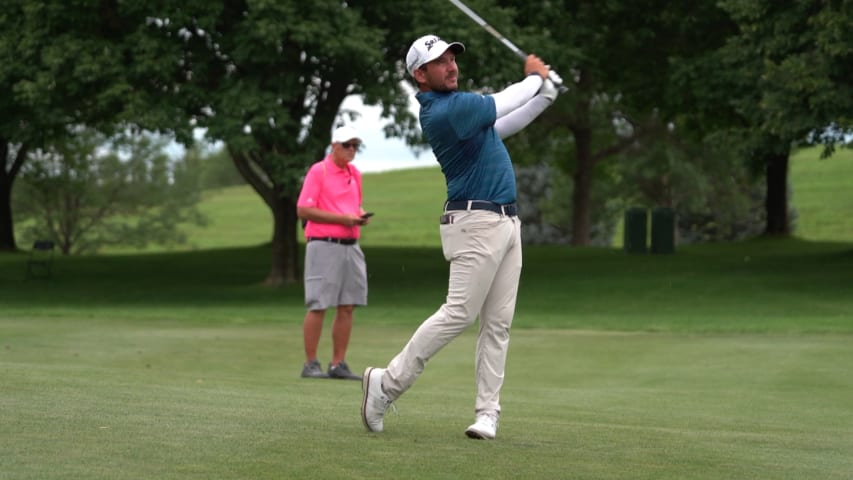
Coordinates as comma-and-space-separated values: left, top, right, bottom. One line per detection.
547, 69, 564, 87
539, 78, 559, 103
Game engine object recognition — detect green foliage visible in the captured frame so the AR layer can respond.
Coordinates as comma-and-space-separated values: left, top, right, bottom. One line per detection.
3, 0, 851, 255
479, 0, 744, 244
516, 163, 621, 245
0, 0, 197, 250
154, 0, 425, 185
185, 146, 245, 191
12, 129, 205, 254
664, 1, 852, 236
128, 0, 507, 282
2, 1, 134, 138
717, 0, 853, 143
612, 131, 769, 243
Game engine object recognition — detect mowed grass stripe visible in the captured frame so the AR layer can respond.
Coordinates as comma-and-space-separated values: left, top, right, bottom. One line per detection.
4, 237, 851, 333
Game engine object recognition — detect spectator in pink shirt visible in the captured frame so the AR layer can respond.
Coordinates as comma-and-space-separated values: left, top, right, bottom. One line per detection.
296, 126, 371, 380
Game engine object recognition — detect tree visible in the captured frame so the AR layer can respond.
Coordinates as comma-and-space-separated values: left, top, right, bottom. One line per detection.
673, 0, 853, 236
3, 0, 525, 282
612, 132, 770, 244
135, 1, 395, 284
735, 0, 851, 235
489, 0, 737, 245
138, 0, 522, 285
0, 0, 191, 252
13, 129, 204, 255
500, 0, 850, 242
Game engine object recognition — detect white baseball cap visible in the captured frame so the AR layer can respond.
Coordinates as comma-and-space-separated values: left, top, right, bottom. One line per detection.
406, 34, 465, 76
331, 125, 362, 144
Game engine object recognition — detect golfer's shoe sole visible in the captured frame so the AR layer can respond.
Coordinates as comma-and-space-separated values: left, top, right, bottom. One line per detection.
361, 367, 376, 431
465, 428, 489, 440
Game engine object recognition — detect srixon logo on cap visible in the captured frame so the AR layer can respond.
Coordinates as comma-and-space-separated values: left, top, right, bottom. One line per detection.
424, 37, 441, 51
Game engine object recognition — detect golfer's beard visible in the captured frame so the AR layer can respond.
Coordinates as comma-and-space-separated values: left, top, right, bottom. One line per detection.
433, 77, 458, 92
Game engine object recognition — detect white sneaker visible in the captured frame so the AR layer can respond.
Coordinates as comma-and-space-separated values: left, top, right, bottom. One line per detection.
465, 413, 498, 440
361, 367, 393, 432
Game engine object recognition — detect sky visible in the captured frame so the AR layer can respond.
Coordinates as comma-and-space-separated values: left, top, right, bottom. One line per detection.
166, 94, 439, 174
339, 95, 439, 173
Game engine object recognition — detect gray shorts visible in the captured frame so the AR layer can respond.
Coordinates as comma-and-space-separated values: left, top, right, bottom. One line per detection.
304, 241, 368, 310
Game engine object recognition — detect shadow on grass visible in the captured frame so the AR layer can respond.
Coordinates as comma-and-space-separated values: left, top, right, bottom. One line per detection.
2, 238, 852, 333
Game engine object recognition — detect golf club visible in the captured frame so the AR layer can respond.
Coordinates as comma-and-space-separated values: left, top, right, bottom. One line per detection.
447, 0, 567, 92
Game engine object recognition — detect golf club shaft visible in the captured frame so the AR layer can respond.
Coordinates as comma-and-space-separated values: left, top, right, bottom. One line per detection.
448, 0, 527, 61
447, 0, 566, 90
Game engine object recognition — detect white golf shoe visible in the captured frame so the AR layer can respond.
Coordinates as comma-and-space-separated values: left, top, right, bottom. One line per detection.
361, 367, 393, 432
465, 412, 498, 440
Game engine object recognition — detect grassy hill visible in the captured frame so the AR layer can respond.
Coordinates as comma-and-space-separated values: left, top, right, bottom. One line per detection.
162, 145, 853, 252
142, 165, 447, 253
790, 145, 853, 241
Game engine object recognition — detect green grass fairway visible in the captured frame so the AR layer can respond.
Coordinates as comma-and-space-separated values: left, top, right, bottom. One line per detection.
2, 320, 852, 480
2, 237, 852, 479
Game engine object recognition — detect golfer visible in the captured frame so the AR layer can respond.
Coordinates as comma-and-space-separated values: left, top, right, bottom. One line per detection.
361, 34, 559, 439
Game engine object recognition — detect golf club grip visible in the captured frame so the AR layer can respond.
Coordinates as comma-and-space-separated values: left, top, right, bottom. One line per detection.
549, 71, 568, 92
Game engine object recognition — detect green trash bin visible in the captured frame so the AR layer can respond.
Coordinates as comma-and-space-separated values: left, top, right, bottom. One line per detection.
623, 207, 648, 254
651, 207, 675, 254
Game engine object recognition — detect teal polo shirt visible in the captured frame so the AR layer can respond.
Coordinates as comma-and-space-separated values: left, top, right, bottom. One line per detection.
416, 90, 517, 204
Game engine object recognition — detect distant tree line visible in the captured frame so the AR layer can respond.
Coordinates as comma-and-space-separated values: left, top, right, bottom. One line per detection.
12, 129, 206, 254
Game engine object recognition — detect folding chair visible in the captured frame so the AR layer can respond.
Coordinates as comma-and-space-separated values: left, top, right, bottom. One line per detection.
26, 240, 55, 279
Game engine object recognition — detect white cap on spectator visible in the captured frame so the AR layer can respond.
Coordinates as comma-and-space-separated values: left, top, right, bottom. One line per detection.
331, 125, 361, 144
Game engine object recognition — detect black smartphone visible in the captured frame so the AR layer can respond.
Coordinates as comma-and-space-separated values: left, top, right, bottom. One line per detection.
361, 212, 374, 219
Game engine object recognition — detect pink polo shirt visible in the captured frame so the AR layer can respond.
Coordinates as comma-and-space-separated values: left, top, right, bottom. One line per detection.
297, 154, 363, 239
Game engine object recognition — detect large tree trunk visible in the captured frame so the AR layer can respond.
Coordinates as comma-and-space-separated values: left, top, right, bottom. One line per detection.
0, 141, 26, 252
0, 174, 15, 252
567, 68, 595, 246
229, 148, 301, 286
571, 126, 594, 246
764, 148, 790, 236
265, 193, 300, 286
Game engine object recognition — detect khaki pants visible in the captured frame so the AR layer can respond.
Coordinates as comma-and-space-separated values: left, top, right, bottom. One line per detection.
384, 210, 522, 415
